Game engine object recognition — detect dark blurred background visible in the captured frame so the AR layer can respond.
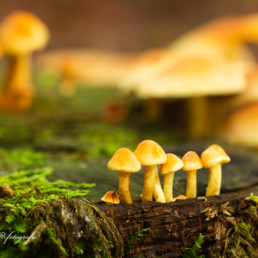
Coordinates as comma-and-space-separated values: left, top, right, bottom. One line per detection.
1, 0, 258, 52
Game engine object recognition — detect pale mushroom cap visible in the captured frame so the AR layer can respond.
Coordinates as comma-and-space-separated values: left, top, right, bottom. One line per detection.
201, 144, 230, 168
222, 104, 258, 147
101, 191, 120, 204
134, 140, 167, 166
182, 151, 203, 171
160, 153, 183, 175
0, 11, 49, 55
108, 148, 141, 173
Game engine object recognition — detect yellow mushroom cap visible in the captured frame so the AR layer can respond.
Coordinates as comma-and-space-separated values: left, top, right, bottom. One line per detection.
134, 139, 167, 166
182, 151, 203, 171
0, 11, 49, 55
160, 153, 183, 175
101, 191, 120, 204
108, 148, 141, 173
201, 144, 230, 168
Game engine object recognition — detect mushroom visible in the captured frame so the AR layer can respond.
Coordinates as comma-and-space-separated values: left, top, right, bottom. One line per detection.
101, 191, 120, 204
175, 195, 187, 200
120, 14, 258, 138
222, 104, 258, 147
182, 151, 203, 198
134, 140, 167, 202
0, 11, 49, 112
201, 144, 230, 196
153, 171, 166, 203
108, 148, 141, 204
160, 153, 183, 202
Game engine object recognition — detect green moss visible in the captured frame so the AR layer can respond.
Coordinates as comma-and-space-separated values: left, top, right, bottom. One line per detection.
181, 233, 205, 258
124, 227, 150, 253
203, 198, 258, 257
0, 167, 124, 257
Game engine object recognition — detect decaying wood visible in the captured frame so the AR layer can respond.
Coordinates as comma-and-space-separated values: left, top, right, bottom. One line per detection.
98, 186, 258, 257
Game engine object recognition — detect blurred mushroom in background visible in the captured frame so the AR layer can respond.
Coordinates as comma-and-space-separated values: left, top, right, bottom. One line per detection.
121, 14, 258, 138
221, 103, 258, 147
0, 11, 49, 112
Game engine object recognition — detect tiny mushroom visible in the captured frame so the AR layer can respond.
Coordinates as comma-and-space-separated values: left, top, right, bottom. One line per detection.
134, 140, 167, 202
108, 148, 141, 204
160, 153, 183, 202
175, 195, 187, 200
182, 151, 203, 198
201, 144, 230, 196
101, 191, 120, 204
0, 11, 49, 112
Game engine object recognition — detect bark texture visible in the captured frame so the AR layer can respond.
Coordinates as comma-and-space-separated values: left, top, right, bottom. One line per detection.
98, 186, 258, 257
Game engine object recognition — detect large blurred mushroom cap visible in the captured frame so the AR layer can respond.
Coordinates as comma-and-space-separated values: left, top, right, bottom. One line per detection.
0, 11, 49, 55
222, 104, 258, 147
121, 14, 258, 97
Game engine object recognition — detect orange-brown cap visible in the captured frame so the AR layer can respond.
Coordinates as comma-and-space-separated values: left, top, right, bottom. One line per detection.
101, 191, 120, 204
175, 195, 187, 200
134, 140, 167, 166
182, 151, 203, 171
160, 153, 183, 175
201, 144, 230, 168
0, 11, 49, 55
108, 148, 141, 172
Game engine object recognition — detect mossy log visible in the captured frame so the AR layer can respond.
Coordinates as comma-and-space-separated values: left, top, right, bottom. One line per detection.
98, 186, 258, 257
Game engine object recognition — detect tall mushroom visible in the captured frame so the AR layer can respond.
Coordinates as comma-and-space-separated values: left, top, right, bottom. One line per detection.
108, 148, 141, 204
201, 144, 230, 196
0, 11, 49, 112
160, 153, 183, 202
134, 140, 167, 202
182, 151, 203, 198
153, 171, 166, 203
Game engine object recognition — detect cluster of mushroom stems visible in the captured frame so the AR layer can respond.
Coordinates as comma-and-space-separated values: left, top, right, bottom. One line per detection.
104, 140, 230, 204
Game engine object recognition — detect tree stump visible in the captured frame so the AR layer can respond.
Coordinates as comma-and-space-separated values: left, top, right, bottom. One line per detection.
98, 186, 258, 257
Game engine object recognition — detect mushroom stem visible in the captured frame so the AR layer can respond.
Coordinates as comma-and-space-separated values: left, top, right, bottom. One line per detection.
188, 96, 209, 139
118, 172, 132, 204
153, 170, 165, 203
142, 165, 156, 202
4, 55, 34, 111
145, 98, 163, 122
186, 170, 197, 198
206, 163, 222, 196
163, 172, 175, 202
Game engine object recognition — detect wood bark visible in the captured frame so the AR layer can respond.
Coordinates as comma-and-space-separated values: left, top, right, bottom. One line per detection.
97, 186, 258, 257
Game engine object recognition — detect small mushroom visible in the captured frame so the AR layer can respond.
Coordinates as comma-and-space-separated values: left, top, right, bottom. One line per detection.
134, 140, 167, 202
0, 11, 49, 112
160, 153, 183, 202
101, 191, 120, 204
175, 195, 187, 200
108, 148, 141, 204
182, 151, 203, 198
153, 171, 166, 203
201, 144, 230, 196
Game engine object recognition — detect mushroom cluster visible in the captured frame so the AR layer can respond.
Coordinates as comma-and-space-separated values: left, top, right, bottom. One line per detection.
104, 141, 231, 204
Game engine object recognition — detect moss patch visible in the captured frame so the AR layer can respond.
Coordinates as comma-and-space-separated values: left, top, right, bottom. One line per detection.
0, 168, 123, 257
